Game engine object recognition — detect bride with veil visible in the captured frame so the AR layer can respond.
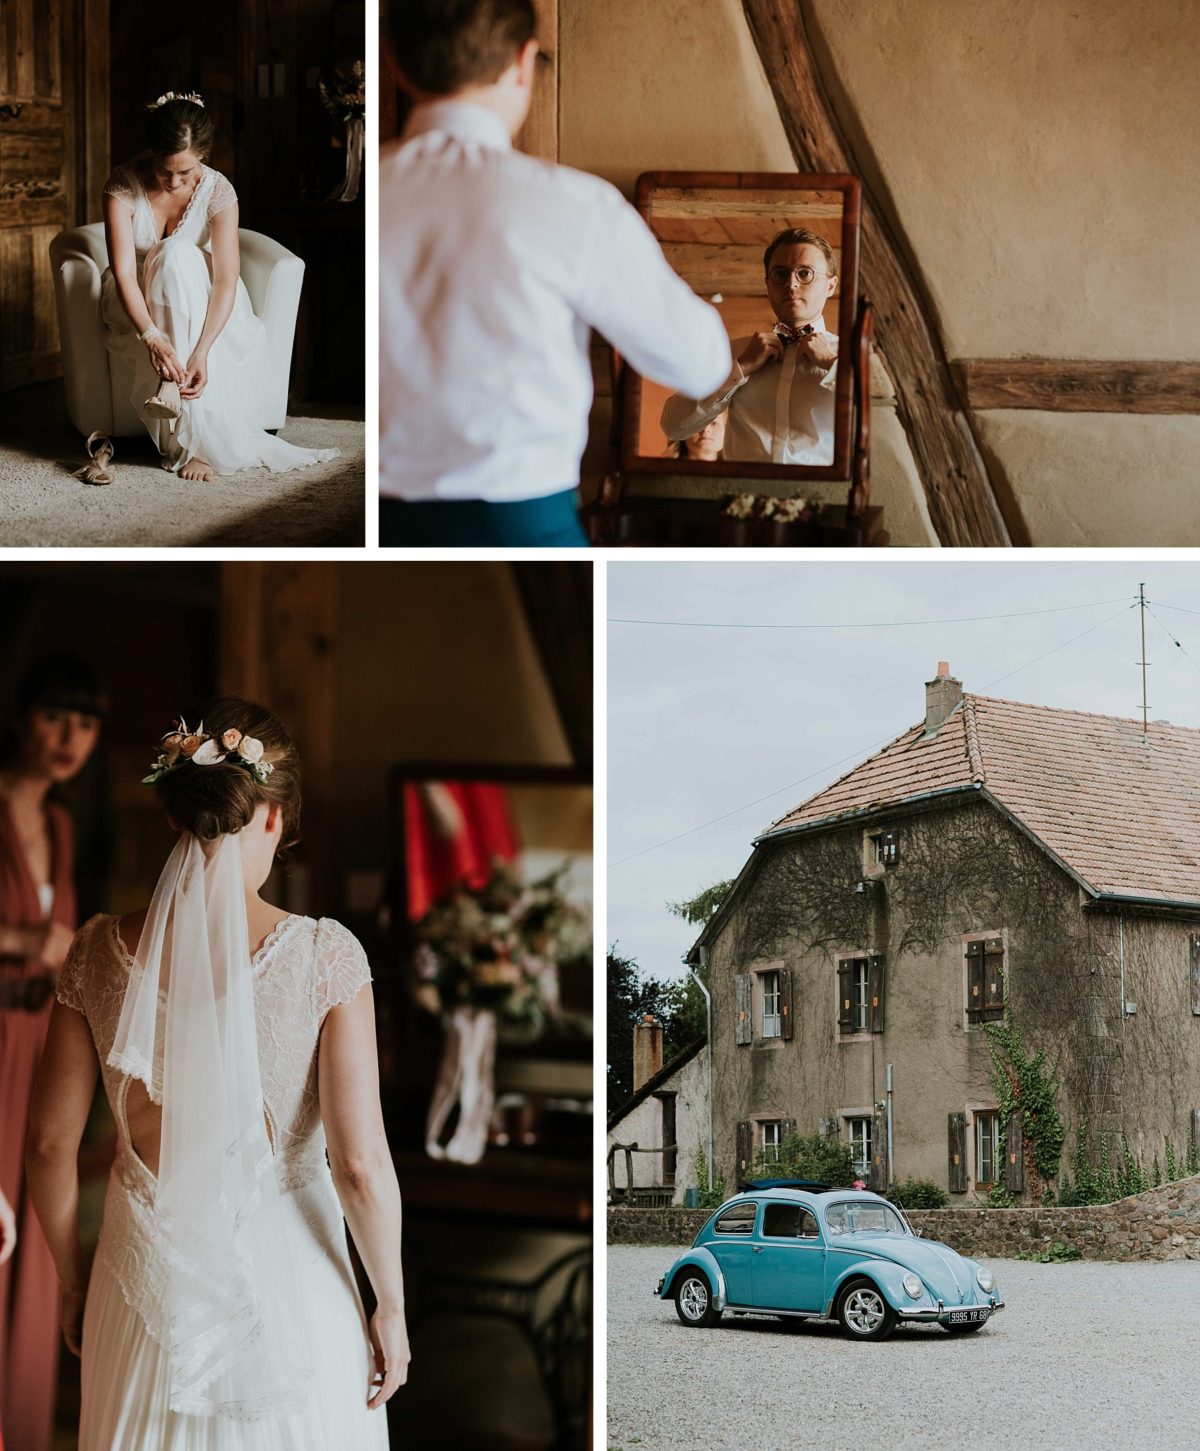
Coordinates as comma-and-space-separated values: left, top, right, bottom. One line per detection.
101, 94, 338, 482
25, 699, 407, 1448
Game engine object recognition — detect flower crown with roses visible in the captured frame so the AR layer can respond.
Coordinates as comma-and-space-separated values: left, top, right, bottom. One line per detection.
147, 92, 205, 111
142, 718, 276, 787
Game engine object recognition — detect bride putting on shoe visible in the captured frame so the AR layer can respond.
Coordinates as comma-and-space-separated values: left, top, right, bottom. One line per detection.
101, 94, 338, 481
26, 699, 405, 1448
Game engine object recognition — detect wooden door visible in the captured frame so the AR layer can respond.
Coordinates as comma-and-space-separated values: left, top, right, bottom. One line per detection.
0, 0, 108, 392
0, 0, 72, 389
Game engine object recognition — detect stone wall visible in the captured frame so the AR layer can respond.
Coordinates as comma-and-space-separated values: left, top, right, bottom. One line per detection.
608, 1174, 1200, 1261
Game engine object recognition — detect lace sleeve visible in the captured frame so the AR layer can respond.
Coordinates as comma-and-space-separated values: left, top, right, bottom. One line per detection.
206, 172, 238, 220
102, 167, 136, 212
55, 916, 99, 1015
314, 919, 373, 1022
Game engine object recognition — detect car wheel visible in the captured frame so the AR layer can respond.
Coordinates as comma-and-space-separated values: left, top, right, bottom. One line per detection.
836, 1279, 897, 1342
674, 1270, 721, 1328
942, 1319, 987, 1335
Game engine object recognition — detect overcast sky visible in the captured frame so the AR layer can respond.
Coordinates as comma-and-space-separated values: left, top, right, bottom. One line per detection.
608, 559, 1200, 982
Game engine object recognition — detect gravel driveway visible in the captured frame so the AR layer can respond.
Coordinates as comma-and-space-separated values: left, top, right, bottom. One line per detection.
608, 1246, 1200, 1451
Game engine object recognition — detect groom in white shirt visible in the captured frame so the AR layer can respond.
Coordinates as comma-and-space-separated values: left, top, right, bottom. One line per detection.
380, 0, 733, 546
661, 229, 840, 466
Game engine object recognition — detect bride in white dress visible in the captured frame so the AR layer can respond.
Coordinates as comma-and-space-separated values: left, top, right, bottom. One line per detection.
25, 699, 407, 1449
101, 93, 338, 481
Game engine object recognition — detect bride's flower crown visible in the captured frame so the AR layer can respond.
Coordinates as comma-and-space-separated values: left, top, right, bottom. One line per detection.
142, 718, 276, 787
148, 92, 205, 111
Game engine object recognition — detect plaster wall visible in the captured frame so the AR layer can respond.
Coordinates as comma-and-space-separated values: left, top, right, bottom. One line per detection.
608, 1048, 709, 1204
707, 800, 1200, 1198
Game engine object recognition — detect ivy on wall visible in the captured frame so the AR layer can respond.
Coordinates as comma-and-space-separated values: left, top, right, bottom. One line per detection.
984, 1020, 1065, 1201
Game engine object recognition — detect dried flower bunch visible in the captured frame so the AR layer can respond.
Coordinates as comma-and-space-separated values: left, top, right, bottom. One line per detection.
142, 718, 275, 787
412, 861, 591, 1036
724, 492, 813, 523
319, 61, 365, 121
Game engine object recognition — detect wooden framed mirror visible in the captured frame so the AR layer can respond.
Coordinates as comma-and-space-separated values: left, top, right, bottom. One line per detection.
587, 170, 880, 546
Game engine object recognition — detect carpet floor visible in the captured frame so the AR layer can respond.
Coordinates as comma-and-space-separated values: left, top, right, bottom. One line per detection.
0, 416, 365, 546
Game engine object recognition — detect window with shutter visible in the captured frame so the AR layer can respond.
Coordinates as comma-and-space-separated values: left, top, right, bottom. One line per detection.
735, 973, 752, 1045
948, 1113, 967, 1193
760, 970, 782, 1038
779, 967, 794, 1041
974, 1112, 1001, 1186
846, 1117, 872, 1180
882, 830, 899, 867
760, 1121, 783, 1162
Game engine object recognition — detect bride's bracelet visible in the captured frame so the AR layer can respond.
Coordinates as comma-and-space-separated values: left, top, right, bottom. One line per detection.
139, 324, 164, 345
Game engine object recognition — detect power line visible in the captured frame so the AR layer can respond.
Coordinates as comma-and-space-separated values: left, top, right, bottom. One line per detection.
608, 596, 1134, 632
1146, 603, 1200, 679
608, 601, 1137, 870
1149, 599, 1200, 620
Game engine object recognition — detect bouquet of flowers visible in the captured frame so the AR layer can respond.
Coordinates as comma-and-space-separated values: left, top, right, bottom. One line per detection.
411, 860, 591, 1040
318, 61, 365, 121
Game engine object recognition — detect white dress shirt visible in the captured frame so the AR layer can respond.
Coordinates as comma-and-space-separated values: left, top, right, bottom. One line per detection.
661, 329, 838, 465
379, 101, 732, 502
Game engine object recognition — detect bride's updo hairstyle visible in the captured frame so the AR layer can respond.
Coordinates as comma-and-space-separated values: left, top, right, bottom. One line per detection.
153, 697, 301, 845
146, 96, 214, 163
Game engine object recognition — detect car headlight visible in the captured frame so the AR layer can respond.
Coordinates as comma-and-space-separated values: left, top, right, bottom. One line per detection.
976, 1267, 995, 1293
902, 1272, 924, 1300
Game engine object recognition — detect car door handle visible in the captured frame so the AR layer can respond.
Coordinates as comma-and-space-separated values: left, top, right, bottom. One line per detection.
752, 1246, 764, 1253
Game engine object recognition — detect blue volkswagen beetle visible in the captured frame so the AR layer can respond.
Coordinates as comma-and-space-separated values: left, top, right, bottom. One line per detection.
655, 1181, 1004, 1341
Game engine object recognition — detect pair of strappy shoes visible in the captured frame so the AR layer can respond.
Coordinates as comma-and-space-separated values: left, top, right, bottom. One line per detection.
144, 378, 183, 433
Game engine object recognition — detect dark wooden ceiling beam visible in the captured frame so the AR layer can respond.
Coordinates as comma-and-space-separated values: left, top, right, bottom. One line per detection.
954, 360, 1200, 414
741, 0, 1016, 546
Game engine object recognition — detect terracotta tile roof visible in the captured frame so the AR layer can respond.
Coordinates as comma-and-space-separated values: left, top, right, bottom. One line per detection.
762, 693, 1200, 904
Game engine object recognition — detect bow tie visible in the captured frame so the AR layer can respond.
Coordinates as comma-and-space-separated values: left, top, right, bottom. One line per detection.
773, 323, 816, 346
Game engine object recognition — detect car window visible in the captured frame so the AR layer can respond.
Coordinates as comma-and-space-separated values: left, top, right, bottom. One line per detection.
761, 1203, 821, 1239
824, 1201, 909, 1237
713, 1201, 758, 1234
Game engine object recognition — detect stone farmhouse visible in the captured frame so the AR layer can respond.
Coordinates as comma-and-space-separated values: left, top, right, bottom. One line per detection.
607, 1018, 708, 1206
686, 665, 1200, 1202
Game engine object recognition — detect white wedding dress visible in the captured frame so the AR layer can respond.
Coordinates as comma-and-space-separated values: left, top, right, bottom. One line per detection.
101, 157, 338, 476
56, 912, 390, 1451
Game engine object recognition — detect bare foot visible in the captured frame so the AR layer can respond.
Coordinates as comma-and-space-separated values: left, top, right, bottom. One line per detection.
179, 457, 214, 482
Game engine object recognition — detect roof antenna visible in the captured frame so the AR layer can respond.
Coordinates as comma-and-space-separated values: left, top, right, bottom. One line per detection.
1138, 582, 1149, 743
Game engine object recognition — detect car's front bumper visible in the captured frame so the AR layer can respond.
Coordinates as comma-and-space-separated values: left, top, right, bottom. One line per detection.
897, 1296, 1005, 1323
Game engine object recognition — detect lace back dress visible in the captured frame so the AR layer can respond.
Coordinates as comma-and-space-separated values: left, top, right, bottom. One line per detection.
57, 912, 389, 1451
101, 158, 338, 476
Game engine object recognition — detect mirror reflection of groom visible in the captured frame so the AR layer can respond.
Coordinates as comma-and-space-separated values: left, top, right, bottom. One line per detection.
662, 229, 839, 465
379, 0, 732, 547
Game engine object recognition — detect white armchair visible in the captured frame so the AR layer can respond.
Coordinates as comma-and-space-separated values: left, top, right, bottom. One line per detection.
49, 224, 304, 438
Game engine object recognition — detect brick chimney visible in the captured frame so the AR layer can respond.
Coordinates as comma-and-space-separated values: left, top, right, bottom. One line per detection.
924, 661, 962, 735
633, 1014, 664, 1091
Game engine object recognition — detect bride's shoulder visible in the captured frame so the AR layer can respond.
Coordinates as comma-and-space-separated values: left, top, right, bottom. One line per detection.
311, 918, 372, 1015
203, 167, 238, 217
102, 158, 143, 209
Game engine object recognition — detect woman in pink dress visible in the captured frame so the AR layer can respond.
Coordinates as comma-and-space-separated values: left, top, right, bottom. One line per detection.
0, 657, 103, 1451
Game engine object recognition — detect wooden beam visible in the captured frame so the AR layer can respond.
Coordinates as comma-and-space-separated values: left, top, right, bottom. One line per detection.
741, 0, 1016, 546
953, 360, 1200, 414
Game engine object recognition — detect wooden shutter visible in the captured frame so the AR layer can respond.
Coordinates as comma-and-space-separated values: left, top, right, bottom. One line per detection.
871, 1107, 888, 1191
1192, 1107, 1200, 1151
781, 1116, 796, 1145
882, 829, 899, 867
1005, 1113, 1025, 1194
948, 1113, 967, 1193
1191, 936, 1200, 1016
983, 938, 1005, 1021
869, 954, 886, 1033
837, 959, 853, 1032
779, 967, 794, 1040
734, 973, 752, 1045
736, 1119, 753, 1180
965, 941, 984, 1021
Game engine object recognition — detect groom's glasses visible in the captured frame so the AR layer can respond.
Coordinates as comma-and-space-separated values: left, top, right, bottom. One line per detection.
767, 265, 829, 287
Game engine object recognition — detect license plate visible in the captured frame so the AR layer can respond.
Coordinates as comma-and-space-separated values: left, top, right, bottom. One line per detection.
948, 1308, 989, 1325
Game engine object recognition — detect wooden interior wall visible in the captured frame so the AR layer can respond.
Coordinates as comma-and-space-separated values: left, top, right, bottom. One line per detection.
218, 563, 340, 918
0, 0, 108, 391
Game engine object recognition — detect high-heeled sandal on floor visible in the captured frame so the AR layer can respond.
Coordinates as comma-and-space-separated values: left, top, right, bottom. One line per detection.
143, 379, 182, 435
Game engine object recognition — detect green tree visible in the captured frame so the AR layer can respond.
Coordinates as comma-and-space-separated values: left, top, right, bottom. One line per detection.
666, 878, 735, 928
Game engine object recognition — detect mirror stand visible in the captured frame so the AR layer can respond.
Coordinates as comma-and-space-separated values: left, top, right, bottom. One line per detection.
585, 295, 880, 547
